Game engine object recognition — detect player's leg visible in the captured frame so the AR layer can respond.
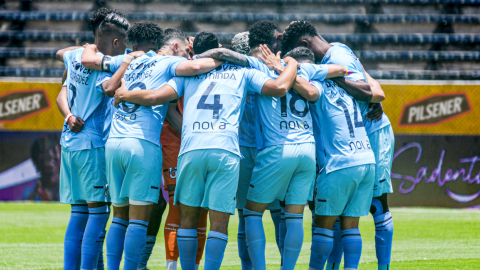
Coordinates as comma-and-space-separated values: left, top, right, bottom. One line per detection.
278, 200, 286, 269
124, 202, 154, 270
195, 209, 208, 269
243, 200, 270, 270
105, 138, 129, 270
370, 125, 395, 270
236, 146, 257, 270
138, 195, 167, 270
341, 164, 376, 270
282, 142, 316, 270
174, 150, 208, 270
201, 149, 240, 270
60, 148, 89, 269
76, 147, 110, 270
310, 165, 357, 270
268, 201, 282, 252
325, 217, 343, 270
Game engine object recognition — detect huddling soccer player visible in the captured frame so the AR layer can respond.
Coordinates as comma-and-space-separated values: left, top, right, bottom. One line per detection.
282, 21, 394, 270
81, 22, 225, 270
55, 11, 130, 270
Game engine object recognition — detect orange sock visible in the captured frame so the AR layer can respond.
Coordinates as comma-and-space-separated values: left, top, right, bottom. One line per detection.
164, 193, 180, 262
195, 209, 208, 264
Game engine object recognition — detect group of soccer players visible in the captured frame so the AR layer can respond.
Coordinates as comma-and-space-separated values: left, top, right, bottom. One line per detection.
55, 6, 395, 270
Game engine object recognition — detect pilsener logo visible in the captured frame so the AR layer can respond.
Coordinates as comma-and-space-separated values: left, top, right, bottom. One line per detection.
0, 89, 50, 123
399, 93, 471, 126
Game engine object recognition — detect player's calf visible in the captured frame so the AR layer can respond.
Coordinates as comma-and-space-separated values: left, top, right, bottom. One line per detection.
124, 202, 153, 270
371, 194, 393, 270
81, 202, 110, 270
106, 204, 129, 270
309, 215, 338, 270
64, 204, 89, 270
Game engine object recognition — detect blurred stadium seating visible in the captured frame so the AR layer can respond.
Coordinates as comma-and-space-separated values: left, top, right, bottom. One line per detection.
0, 0, 478, 79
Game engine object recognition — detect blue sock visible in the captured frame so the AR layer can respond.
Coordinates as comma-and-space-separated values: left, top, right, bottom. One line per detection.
177, 228, 198, 270
326, 218, 343, 270
81, 205, 110, 270
95, 230, 105, 270
279, 207, 286, 262
106, 217, 128, 270
309, 228, 334, 270
374, 211, 393, 269
244, 209, 266, 270
124, 220, 148, 270
237, 210, 253, 270
138, 235, 156, 268
205, 231, 228, 270
283, 213, 304, 270
64, 205, 89, 270
342, 229, 362, 269
311, 209, 315, 236
270, 209, 281, 252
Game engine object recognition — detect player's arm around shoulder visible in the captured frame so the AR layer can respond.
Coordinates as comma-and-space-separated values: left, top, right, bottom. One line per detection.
261, 57, 298, 97
175, 57, 224, 77
364, 69, 385, 103
114, 79, 180, 107
196, 48, 250, 67
55, 46, 83, 62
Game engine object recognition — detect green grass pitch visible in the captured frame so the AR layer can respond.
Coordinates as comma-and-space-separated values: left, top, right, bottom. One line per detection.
0, 203, 479, 269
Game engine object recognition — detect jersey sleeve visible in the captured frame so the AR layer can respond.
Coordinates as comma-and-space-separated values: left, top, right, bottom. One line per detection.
168, 57, 188, 77
326, 51, 365, 82
245, 68, 270, 94
299, 63, 329, 81
63, 50, 73, 70
109, 54, 127, 74
96, 72, 113, 93
167, 77, 185, 97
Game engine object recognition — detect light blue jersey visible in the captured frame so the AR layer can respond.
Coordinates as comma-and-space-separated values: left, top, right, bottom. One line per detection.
61, 48, 110, 151
320, 42, 391, 135
108, 51, 186, 146
167, 63, 270, 157
96, 73, 115, 143
309, 80, 376, 174
238, 92, 257, 147
246, 57, 325, 147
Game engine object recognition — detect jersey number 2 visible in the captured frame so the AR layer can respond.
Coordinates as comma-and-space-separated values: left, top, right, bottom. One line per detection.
197, 82, 223, 119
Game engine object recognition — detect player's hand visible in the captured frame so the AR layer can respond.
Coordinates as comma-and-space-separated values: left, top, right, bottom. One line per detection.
114, 80, 128, 106
283, 56, 299, 68
366, 102, 383, 122
259, 44, 283, 73
128, 50, 145, 59
68, 116, 85, 133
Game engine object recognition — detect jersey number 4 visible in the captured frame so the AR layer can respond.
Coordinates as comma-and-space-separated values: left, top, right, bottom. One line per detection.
197, 82, 223, 119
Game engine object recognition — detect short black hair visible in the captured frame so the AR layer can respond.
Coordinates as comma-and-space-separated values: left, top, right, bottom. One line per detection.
193, 31, 219, 55
98, 13, 130, 35
160, 28, 189, 48
284, 47, 315, 63
281, 21, 318, 57
127, 21, 163, 49
248, 20, 277, 49
89, 7, 125, 35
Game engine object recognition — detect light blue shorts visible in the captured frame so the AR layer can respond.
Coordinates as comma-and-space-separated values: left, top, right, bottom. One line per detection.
247, 143, 316, 206
60, 146, 109, 204
315, 164, 375, 217
106, 138, 162, 205
368, 125, 395, 198
175, 149, 240, 215
237, 146, 281, 210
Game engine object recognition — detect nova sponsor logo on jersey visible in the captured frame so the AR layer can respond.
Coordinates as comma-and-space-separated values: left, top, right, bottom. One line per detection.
0, 89, 50, 122
349, 139, 371, 151
193, 120, 227, 131
279, 120, 310, 130
399, 93, 471, 126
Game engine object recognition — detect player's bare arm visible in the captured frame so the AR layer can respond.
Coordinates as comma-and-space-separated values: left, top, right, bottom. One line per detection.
261, 56, 298, 97
364, 69, 386, 103
166, 103, 183, 133
175, 58, 224, 76
333, 78, 373, 102
56, 70, 84, 133
114, 83, 179, 107
196, 48, 250, 67
258, 45, 318, 101
80, 44, 145, 71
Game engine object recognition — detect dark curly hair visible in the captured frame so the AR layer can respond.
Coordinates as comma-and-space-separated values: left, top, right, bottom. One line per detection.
98, 13, 130, 36
127, 21, 163, 49
89, 7, 125, 35
284, 47, 315, 63
193, 31, 219, 55
281, 21, 318, 57
248, 20, 277, 49
160, 28, 189, 48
